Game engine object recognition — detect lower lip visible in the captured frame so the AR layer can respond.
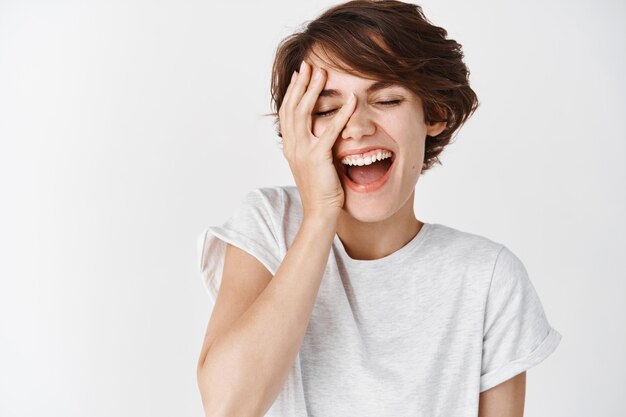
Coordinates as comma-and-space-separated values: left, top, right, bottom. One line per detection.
340, 157, 395, 193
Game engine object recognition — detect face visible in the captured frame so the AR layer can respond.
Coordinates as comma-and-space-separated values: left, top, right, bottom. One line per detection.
306, 52, 446, 223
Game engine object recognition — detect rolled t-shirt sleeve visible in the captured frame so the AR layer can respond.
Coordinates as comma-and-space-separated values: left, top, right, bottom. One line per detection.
480, 245, 562, 392
197, 188, 283, 304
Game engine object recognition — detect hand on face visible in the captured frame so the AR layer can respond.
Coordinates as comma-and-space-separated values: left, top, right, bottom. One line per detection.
278, 60, 357, 220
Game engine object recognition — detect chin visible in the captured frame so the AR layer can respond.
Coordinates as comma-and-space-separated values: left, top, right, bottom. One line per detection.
341, 199, 393, 223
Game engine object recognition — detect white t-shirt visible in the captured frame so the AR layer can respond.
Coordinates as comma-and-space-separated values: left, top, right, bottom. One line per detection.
197, 185, 562, 416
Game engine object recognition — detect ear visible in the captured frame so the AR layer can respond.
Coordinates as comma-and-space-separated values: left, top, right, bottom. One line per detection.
426, 120, 446, 137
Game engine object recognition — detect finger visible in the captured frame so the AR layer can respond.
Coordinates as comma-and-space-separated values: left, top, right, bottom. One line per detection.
281, 62, 312, 157
284, 60, 312, 114
280, 70, 298, 113
295, 67, 327, 135
319, 92, 357, 145
279, 70, 299, 138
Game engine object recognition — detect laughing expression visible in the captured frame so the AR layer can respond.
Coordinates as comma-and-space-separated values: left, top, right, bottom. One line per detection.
307, 52, 446, 223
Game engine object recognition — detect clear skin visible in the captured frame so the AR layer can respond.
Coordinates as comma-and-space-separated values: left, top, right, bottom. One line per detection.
281, 52, 445, 260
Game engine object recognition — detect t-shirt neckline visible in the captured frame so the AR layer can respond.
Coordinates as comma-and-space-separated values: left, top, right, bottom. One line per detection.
332, 222, 433, 266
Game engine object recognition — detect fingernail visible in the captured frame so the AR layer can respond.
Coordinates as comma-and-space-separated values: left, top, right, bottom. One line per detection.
300, 60, 307, 72
348, 92, 356, 103
313, 68, 321, 80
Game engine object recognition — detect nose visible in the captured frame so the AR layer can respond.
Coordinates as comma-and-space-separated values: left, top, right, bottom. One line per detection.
340, 98, 376, 141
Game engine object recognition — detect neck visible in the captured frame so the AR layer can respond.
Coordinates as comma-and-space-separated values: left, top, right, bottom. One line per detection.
335, 190, 423, 261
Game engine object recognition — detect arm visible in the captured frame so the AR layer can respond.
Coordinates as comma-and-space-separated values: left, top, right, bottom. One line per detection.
478, 371, 526, 417
197, 214, 338, 417
197, 60, 356, 417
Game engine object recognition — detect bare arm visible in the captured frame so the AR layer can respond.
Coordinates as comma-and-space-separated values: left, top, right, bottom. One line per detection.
197, 60, 356, 417
197, 215, 338, 417
478, 371, 526, 417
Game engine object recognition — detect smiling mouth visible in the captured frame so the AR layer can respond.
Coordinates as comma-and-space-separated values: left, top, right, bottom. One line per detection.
345, 158, 392, 183
335, 151, 396, 187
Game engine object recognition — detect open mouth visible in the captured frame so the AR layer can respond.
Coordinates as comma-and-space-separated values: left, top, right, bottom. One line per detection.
335, 149, 396, 192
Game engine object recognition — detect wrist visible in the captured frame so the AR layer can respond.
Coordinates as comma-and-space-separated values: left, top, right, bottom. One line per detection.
301, 210, 340, 233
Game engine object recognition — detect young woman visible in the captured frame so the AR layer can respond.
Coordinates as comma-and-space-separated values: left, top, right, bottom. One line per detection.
196, 1, 562, 416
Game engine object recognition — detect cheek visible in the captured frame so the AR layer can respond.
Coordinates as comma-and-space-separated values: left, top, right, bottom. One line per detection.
393, 113, 428, 141
383, 115, 424, 145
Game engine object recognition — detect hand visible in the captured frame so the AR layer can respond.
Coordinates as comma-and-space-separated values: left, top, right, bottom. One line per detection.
278, 60, 357, 220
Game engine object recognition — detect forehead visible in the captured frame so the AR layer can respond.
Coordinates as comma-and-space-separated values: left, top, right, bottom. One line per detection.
305, 48, 384, 91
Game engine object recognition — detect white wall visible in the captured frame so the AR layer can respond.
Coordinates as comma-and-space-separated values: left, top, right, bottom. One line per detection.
1, 0, 624, 416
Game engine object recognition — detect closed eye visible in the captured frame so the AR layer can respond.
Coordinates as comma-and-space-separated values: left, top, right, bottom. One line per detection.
313, 109, 338, 117
313, 100, 402, 117
376, 99, 402, 107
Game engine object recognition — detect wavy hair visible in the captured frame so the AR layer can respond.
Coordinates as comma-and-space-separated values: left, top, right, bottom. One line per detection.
269, 0, 479, 173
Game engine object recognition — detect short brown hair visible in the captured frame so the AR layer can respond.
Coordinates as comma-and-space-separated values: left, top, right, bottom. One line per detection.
269, 0, 479, 173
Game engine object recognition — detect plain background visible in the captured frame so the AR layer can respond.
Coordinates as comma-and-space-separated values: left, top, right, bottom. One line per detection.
1, 0, 624, 416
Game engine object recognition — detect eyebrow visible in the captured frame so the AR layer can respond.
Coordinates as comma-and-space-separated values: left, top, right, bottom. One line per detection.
318, 81, 397, 98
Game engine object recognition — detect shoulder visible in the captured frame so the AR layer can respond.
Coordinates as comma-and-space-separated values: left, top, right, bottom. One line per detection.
430, 224, 535, 300
243, 185, 287, 205
426, 222, 505, 266
426, 223, 537, 311
248, 184, 302, 223
237, 185, 298, 218
245, 184, 298, 206
236, 185, 302, 246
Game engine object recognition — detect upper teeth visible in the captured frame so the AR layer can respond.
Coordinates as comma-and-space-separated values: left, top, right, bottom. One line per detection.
341, 150, 393, 166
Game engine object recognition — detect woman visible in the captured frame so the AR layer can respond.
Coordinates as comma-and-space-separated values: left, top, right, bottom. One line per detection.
196, 1, 562, 416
